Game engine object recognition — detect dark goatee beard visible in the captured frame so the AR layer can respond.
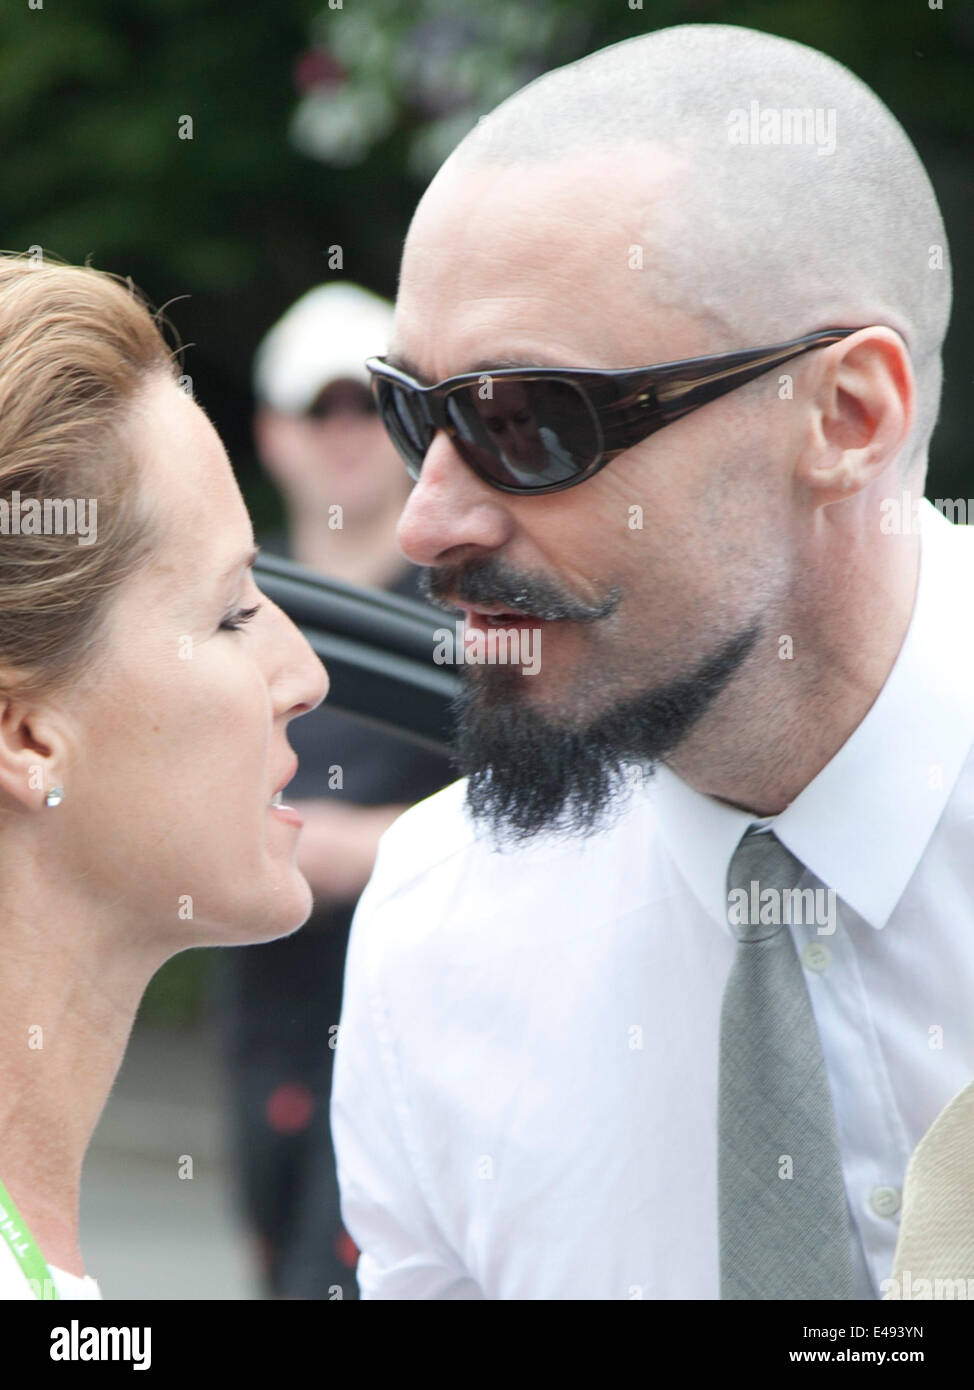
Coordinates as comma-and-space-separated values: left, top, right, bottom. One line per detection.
451, 624, 761, 844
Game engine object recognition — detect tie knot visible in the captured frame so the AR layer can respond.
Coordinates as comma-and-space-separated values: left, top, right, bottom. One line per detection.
726, 828, 807, 942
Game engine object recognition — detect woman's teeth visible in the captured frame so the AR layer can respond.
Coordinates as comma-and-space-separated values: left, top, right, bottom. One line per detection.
270, 790, 284, 806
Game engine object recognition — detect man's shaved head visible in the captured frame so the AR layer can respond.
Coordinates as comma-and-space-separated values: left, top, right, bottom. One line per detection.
393, 25, 949, 838
431, 23, 949, 476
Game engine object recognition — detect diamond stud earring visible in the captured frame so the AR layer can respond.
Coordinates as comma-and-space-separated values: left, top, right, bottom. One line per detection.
44, 785, 64, 808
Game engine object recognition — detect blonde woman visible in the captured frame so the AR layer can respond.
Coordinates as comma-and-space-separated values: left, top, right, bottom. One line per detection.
0, 255, 329, 1299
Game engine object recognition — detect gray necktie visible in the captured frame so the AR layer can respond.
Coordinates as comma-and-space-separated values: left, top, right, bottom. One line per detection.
718, 828, 854, 1299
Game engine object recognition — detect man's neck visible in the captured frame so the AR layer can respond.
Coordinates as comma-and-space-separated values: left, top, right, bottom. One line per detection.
287, 496, 411, 590
667, 526, 923, 815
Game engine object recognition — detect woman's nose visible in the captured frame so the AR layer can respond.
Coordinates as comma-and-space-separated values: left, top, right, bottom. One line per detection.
271, 606, 330, 717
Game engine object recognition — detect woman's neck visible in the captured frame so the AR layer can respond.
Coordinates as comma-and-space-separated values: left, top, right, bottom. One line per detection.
0, 895, 162, 1279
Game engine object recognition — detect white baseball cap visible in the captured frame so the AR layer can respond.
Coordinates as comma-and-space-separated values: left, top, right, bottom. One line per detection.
253, 281, 395, 414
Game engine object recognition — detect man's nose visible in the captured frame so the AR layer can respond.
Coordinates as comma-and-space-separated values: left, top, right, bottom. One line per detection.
396, 432, 513, 568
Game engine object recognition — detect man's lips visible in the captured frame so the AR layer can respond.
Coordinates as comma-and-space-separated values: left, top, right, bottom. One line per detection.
460, 605, 545, 630
445, 596, 545, 623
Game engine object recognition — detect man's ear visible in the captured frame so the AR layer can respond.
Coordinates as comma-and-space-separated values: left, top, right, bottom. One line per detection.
0, 696, 73, 813
796, 327, 915, 506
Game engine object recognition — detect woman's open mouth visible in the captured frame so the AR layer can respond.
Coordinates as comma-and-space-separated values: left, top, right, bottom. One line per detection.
268, 791, 303, 828
268, 764, 302, 827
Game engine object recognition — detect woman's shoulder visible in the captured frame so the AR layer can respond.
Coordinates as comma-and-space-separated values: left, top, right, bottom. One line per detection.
49, 1264, 104, 1300
0, 1234, 41, 1299
0, 1236, 103, 1301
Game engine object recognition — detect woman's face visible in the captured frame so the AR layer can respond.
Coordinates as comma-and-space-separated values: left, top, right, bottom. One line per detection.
60, 374, 329, 949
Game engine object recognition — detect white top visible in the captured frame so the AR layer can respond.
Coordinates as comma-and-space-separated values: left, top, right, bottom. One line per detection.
0, 1233, 103, 1300
331, 499, 974, 1299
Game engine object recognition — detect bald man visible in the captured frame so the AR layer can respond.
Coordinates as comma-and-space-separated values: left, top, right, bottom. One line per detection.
331, 25, 969, 1300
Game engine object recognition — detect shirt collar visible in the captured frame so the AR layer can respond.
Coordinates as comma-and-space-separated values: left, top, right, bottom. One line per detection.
651, 500, 974, 932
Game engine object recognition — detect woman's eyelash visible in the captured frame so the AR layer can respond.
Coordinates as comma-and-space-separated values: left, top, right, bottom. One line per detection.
220, 603, 262, 632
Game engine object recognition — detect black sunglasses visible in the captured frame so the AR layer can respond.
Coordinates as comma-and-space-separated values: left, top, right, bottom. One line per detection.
366, 327, 865, 496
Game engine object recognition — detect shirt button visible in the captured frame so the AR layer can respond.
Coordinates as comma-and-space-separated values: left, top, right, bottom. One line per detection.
801, 942, 831, 972
870, 1186, 901, 1218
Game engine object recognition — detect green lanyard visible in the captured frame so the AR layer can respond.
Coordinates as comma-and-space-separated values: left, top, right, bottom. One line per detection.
0, 1177, 60, 1299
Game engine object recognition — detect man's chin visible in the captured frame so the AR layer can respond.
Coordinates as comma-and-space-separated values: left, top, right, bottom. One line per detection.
464, 760, 648, 846
451, 622, 763, 844
452, 680, 653, 845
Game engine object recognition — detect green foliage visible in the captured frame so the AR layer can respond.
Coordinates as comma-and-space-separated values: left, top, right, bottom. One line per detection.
138, 947, 217, 1026
2, 0, 971, 552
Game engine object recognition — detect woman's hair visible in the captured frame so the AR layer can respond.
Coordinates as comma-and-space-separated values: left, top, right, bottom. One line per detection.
0, 252, 180, 702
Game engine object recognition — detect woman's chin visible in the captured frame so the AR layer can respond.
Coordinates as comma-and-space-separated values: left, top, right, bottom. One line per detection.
196, 875, 316, 947
256, 879, 316, 943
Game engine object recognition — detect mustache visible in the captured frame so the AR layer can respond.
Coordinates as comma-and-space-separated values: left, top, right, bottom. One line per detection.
418, 558, 621, 624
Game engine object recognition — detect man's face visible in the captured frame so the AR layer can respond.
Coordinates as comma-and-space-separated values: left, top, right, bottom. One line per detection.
255, 377, 408, 523
393, 150, 793, 839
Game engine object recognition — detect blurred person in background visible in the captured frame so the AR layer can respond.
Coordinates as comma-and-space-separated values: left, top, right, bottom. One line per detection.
211, 282, 453, 1301
0, 254, 328, 1300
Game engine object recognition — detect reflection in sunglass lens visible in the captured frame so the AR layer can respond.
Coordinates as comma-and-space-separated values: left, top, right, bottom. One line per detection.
447, 378, 599, 489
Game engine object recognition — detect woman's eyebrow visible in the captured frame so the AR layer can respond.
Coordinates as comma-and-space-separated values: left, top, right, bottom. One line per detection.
218, 545, 260, 582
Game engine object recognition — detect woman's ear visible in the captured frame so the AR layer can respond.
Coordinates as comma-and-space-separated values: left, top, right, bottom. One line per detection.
796, 327, 915, 506
0, 696, 73, 812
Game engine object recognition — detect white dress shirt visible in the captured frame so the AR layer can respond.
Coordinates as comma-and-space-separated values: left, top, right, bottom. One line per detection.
331, 500, 974, 1299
